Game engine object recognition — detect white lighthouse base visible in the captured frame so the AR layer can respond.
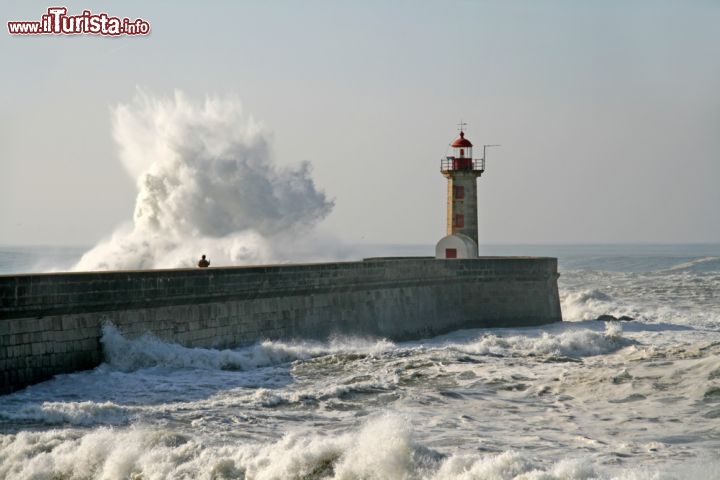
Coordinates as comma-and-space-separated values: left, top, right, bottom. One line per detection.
435, 233, 478, 259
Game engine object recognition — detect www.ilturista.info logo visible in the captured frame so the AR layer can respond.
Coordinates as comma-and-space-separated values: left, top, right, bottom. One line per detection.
8, 7, 150, 36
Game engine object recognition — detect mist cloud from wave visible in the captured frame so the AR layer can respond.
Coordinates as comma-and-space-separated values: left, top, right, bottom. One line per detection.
74, 90, 334, 271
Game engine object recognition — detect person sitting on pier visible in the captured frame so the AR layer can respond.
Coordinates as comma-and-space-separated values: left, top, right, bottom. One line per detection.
198, 255, 210, 268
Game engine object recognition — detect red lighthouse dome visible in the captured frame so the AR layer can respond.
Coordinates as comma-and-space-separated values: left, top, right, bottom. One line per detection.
450, 131, 473, 148
449, 130, 473, 160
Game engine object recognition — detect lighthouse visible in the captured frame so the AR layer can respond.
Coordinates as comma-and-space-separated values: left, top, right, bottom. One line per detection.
435, 126, 490, 259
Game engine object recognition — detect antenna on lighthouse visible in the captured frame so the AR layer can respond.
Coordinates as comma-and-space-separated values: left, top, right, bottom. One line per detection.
482, 144, 501, 160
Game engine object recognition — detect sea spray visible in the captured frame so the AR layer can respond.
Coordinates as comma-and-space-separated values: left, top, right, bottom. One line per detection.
74, 90, 334, 271
560, 288, 618, 321
100, 324, 395, 372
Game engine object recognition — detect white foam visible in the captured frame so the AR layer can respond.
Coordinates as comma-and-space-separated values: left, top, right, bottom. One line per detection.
1, 413, 708, 479
433, 451, 602, 480
560, 288, 626, 321
0, 401, 130, 426
559, 269, 720, 329
101, 323, 394, 372
664, 256, 720, 272
0, 427, 199, 480
450, 322, 628, 359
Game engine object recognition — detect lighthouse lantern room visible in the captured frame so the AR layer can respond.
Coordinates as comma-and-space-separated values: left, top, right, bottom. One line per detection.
436, 125, 492, 259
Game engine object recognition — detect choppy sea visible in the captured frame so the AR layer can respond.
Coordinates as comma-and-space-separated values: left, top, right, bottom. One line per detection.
1, 244, 719, 479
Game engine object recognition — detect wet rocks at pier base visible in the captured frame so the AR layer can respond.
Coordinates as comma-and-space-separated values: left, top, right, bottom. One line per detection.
595, 314, 635, 322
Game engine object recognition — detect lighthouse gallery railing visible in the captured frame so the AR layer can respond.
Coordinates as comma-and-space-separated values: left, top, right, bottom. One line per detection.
440, 157, 485, 173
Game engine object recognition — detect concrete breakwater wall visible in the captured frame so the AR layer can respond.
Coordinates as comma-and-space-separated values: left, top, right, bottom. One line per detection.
0, 257, 561, 394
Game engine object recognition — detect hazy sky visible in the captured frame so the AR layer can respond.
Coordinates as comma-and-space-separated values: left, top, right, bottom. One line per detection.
2, 1, 719, 247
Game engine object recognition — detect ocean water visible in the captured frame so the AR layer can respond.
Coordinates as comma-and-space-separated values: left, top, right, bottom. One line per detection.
1, 244, 719, 479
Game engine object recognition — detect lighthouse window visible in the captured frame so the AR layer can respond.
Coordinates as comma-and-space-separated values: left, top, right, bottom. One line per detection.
454, 185, 465, 199
453, 214, 464, 228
